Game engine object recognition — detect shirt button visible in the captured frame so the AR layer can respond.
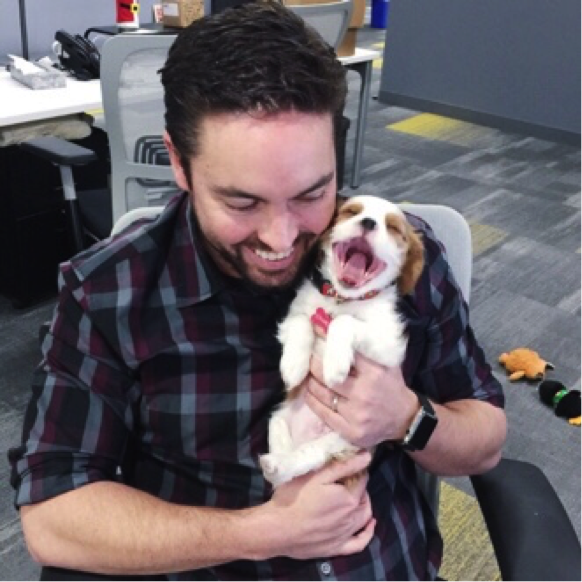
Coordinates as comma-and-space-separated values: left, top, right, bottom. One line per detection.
320, 561, 332, 576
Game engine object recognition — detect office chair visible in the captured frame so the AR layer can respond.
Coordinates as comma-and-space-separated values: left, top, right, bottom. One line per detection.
19, 33, 180, 256
38, 202, 580, 581
399, 203, 580, 580
399, 203, 471, 517
285, 0, 353, 50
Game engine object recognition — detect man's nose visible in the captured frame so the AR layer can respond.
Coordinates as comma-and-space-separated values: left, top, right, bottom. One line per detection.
258, 212, 299, 252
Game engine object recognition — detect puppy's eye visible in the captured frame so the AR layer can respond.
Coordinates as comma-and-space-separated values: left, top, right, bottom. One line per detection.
338, 203, 363, 220
385, 216, 406, 238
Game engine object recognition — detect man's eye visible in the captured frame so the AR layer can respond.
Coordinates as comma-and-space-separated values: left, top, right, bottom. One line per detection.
297, 191, 324, 203
227, 200, 258, 211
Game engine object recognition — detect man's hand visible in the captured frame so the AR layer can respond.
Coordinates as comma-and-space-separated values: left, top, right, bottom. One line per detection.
305, 310, 506, 477
305, 315, 418, 449
265, 451, 375, 559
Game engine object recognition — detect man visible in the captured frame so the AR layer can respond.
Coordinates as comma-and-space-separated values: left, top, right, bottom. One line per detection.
10, 3, 506, 580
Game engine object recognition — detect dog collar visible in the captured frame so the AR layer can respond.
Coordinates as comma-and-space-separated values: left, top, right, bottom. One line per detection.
310, 269, 383, 303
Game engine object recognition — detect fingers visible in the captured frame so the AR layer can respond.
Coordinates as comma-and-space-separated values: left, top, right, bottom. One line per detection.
337, 517, 376, 556
318, 451, 371, 485
305, 386, 349, 434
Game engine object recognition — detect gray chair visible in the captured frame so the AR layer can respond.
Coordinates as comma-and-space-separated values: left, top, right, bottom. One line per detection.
399, 203, 471, 514
285, 0, 353, 50
20, 32, 179, 254
100, 33, 180, 228
400, 203, 580, 580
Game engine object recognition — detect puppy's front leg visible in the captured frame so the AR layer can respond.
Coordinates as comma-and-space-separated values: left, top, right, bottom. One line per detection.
323, 315, 364, 387
260, 411, 294, 482
278, 315, 315, 389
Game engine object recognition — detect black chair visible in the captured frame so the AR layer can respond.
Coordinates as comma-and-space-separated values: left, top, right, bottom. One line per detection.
471, 458, 580, 581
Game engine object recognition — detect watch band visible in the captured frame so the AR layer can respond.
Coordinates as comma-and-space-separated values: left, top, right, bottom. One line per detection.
400, 392, 438, 451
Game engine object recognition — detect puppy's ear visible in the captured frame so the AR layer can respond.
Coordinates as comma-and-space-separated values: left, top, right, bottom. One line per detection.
397, 225, 424, 295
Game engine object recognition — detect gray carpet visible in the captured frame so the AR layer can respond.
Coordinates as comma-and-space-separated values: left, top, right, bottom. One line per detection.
0, 21, 580, 582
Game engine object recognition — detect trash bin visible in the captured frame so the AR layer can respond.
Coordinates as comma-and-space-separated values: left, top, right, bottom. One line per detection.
371, 0, 389, 29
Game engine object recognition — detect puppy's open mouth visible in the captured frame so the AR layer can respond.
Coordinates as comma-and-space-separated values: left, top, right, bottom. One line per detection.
332, 237, 386, 288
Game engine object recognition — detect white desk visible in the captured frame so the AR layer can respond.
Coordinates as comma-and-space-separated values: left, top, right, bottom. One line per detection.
0, 47, 379, 188
0, 72, 102, 127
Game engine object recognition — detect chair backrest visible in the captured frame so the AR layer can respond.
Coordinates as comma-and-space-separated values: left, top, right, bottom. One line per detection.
399, 203, 472, 303
399, 203, 472, 513
286, 0, 353, 50
101, 33, 180, 225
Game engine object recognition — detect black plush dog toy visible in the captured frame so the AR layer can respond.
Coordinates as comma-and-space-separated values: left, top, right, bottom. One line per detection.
539, 380, 581, 426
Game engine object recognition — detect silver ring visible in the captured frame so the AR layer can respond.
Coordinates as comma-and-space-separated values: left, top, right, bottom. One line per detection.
331, 394, 339, 413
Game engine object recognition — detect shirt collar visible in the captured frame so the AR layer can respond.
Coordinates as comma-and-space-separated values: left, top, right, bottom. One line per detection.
172, 194, 226, 307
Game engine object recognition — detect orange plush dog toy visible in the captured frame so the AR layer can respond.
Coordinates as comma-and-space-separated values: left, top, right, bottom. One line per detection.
499, 348, 554, 381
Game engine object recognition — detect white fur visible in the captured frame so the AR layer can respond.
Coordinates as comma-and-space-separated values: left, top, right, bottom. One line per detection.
260, 196, 415, 487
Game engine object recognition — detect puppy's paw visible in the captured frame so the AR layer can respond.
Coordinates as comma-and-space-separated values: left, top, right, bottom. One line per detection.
280, 346, 311, 389
323, 350, 352, 387
323, 315, 357, 387
259, 453, 294, 488
259, 453, 279, 478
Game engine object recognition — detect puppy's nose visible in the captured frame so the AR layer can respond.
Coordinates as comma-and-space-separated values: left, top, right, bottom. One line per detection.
360, 218, 376, 231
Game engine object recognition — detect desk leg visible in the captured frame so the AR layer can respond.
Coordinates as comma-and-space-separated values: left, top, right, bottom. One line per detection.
347, 60, 373, 189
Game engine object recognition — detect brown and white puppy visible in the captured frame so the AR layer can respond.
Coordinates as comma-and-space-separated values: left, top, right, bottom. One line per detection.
260, 195, 424, 487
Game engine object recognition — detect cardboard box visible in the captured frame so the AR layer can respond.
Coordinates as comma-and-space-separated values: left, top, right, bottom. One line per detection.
349, 0, 366, 28
162, 0, 204, 28
336, 28, 357, 57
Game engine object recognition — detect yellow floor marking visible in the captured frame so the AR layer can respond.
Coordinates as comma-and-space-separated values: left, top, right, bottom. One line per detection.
388, 113, 495, 146
469, 222, 508, 256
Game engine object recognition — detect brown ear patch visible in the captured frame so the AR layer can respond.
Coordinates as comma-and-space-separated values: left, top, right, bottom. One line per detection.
397, 223, 424, 296
336, 201, 363, 224
385, 214, 408, 246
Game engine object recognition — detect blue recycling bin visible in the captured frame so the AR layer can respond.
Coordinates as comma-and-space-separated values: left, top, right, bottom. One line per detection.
371, 0, 389, 29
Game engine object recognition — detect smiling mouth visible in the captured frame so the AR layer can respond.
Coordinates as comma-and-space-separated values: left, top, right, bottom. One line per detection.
253, 247, 294, 262
333, 237, 386, 288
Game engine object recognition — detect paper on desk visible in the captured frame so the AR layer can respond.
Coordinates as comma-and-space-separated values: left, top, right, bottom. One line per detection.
8, 54, 45, 74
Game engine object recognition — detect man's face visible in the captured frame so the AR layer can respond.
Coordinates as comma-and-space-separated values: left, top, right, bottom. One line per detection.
165, 110, 337, 291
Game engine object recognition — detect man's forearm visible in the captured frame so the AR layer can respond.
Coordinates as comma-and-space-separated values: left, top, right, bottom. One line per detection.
21, 481, 274, 575
21, 451, 376, 575
410, 399, 506, 476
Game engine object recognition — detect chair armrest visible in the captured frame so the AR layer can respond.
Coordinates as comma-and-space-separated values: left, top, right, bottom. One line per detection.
470, 458, 581, 581
20, 136, 96, 166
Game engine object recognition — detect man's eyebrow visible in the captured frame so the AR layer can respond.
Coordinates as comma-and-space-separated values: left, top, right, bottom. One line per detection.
213, 171, 335, 202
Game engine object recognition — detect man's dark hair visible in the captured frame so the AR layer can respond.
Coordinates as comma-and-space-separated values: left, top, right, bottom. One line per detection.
160, 1, 347, 178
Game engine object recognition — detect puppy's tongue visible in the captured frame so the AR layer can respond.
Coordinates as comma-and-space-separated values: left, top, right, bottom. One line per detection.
339, 252, 367, 287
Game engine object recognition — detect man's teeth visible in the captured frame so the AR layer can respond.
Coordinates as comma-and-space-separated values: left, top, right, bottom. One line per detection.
254, 248, 293, 261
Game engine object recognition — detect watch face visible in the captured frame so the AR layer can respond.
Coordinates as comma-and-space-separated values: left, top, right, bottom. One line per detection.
402, 393, 438, 451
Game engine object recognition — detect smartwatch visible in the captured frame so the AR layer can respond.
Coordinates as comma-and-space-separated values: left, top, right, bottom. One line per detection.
400, 392, 438, 451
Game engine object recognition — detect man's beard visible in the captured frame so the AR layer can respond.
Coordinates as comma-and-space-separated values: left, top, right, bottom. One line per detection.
203, 232, 319, 294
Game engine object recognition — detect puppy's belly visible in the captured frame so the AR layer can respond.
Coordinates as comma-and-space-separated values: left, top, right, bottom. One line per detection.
287, 391, 331, 447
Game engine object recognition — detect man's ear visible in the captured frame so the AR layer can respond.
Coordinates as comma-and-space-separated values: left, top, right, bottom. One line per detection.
163, 131, 190, 192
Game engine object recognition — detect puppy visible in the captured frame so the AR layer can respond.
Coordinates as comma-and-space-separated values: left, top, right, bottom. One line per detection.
260, 195, 424, 487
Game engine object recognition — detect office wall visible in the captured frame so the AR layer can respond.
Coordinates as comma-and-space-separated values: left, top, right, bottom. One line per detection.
0, 0, 158, 63
378, 0, 581, 144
